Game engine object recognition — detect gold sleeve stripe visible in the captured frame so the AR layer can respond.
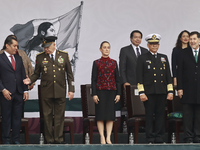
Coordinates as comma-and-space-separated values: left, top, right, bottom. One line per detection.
167, 84, 173, 91
137, 83, 144, 92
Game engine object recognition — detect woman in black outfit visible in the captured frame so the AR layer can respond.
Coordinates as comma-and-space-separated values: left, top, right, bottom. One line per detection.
91, 41, 120, 144
171, 30, 190, 86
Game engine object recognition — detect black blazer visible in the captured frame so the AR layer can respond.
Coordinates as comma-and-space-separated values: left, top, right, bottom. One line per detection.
136, 52, 172, 95
177, 47, 200, 104
0, 52, 28, 94
119, 44, 148, 85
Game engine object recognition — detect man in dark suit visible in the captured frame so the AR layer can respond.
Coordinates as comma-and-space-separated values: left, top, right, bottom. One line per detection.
0, 36, 28, 144
177, 31, 200, 143
23, 36, 75, 144
119, 30, 148, 87
136, 33, 173, 143
0, 35, 35, 90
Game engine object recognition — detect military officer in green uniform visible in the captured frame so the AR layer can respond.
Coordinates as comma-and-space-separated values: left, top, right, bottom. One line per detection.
23, 36, 75, 144
136, 33, 173, 143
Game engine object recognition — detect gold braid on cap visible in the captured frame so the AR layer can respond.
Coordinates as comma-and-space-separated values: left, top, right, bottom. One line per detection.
152, 35, 157, 40
42, 38, 46, 44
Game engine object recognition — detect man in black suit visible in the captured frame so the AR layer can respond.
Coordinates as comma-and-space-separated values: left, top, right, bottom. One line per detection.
136, 33, 173, 143
119, 30, 148, 87
0, 36, 28, 144
177, 31, 200, 143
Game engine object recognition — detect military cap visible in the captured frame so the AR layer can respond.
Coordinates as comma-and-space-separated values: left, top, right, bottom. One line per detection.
42, 36, 57, 47
145, 33, 161, 43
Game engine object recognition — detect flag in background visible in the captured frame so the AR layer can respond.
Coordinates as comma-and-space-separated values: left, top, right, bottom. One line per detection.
10, 2, 83, 73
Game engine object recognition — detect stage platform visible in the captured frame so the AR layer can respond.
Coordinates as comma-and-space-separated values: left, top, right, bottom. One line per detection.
1, 133, 200, 150
17, 133, 185, 144
0, 144, 200, 150
0, 133, 200, 150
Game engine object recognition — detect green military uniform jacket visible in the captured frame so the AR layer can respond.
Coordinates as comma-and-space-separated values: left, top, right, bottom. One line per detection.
136, 51, 173, 95
30, 50, 75, 98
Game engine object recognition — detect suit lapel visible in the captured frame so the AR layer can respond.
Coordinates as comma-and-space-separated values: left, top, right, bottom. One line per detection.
197, 48, 200, 63
140, 47, 146, 54
1, 52, 14, 71
128, 45, 137, 62
14, 55, 20, 71
187, 47, 196, 63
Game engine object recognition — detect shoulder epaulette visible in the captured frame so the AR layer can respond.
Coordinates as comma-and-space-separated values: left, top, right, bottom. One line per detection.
37, 51, 45, 55
58, 50, 68, 54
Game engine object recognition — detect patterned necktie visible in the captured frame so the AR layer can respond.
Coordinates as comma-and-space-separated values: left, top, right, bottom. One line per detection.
136, 47, 140, 58
9, 55, 16, 70
51, 54, 54, 62
194, 50, 198, 63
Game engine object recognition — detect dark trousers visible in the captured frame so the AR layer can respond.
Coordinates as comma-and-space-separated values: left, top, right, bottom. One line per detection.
42, 97, 66, 143
182, 103, 200, 142
0, 91, 23, 143
144, 94, 166, 143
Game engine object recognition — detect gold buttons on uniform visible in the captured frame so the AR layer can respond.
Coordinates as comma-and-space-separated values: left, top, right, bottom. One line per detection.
53, 70, 55, 72
154, 80, 156, 82
154, 74, 156, 76
53, 65, 55, 67
160, 68, 162, 70
54, 75, 56, 77
153, 67, 155, 70
161, 74, 163, 76
161, 81, 163, 83
58, 68, 61, 71
54, 81, 56, 83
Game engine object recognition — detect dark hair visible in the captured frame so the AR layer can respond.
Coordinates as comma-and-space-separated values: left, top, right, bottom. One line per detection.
175, 30, 190, 48
2, 35, 18, 50
190, 31, 200, 38
100, 41, 110, 48
130, 30, 143, 39
24, 22, 53, 54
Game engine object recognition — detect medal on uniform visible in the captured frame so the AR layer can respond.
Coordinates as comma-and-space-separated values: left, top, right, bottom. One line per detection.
148, 65, 150, 69
58, 56, 64, 63
42, 58, 48, 64
44, 66, 47, 73
161, 57, 166, 62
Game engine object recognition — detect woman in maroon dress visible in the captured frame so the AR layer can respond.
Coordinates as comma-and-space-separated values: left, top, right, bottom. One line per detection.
91, 41, 120, 144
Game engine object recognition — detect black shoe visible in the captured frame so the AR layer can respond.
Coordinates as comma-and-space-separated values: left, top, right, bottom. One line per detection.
184, 138, 193, 144
13, 141, 20, 144
155, 137, 164, 143
3, 141, 10, 144
147, 138, 154, 144
194, 137, 200, 143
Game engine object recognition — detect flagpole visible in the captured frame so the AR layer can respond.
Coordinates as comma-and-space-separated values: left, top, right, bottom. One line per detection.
72, 1, 84, 75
